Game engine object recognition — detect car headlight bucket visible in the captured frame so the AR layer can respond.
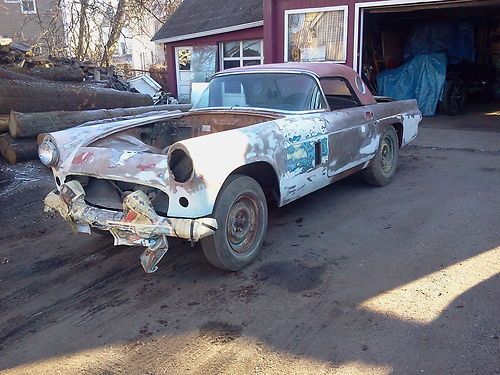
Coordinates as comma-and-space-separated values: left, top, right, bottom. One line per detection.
168, 147, 194, 183
38, 139, 59, 166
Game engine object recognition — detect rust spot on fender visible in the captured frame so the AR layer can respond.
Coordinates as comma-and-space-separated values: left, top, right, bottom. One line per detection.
72, 151, 94, 165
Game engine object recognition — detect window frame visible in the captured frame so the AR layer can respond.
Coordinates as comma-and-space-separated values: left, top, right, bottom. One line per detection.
219, 40, 264, 71
20, 0, 37, 14
284, 5, 348, 63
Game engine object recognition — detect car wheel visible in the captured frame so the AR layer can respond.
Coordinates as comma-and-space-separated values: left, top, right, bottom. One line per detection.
441, 79, 466, 115
362, 126, 399, 186
200, 174, 268, 271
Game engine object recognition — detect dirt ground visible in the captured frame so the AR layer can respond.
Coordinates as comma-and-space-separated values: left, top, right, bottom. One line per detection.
0, 122, 499, 374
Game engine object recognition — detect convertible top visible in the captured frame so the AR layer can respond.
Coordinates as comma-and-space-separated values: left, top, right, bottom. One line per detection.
217, 62, 376, 106
221, 62, 354, 78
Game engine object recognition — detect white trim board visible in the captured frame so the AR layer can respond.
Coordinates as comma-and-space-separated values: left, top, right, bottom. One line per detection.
284, 5, 349, 63
353, 0, 461, 72
153, 21, 264, 44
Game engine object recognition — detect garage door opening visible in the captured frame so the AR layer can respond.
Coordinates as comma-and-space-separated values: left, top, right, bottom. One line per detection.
358, 0, 500, 130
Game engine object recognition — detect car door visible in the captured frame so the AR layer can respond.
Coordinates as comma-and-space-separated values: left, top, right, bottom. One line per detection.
275, 113, 330, 203
274, 82, 330, 203
320, 77, 380, 177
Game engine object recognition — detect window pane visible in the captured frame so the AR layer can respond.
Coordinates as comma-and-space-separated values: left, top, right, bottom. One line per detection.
320, 79, 351, 96
194, 73, 327, 112
177, 48, 192, 71
223, 60, 240, 70
288, 10, 345, 62
223, 42, 240, 58
243, 60, 261, 66
22, 0, 35, 12
224, 81, 242, 94
243, 40, 261, 57
191, 45, 217, 82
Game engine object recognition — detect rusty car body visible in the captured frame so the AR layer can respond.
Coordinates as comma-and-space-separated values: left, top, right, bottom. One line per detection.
40, 63, 422, 273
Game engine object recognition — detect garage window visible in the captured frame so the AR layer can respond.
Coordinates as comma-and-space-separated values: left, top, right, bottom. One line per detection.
285, 6, 348, 63
221, 40, 264, 70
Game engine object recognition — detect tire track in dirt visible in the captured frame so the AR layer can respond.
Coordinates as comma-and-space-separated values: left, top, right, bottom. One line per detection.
0, 240, 119, 316
0, 265, 138, 348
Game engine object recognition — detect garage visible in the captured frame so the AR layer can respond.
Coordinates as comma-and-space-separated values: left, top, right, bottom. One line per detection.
356, 0, 500, 128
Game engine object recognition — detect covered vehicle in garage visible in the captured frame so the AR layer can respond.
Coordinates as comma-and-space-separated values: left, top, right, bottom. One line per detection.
357, 0, 500, 116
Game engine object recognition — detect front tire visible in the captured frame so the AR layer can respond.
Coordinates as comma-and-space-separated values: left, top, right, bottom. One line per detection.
363, 126, 399, 186
200, 174, 268, 271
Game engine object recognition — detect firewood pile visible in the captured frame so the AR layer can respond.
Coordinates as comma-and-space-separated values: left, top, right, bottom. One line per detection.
0, 36, 185, 165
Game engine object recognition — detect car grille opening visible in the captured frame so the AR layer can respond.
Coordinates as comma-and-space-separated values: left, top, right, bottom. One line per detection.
66, 176, 169, 216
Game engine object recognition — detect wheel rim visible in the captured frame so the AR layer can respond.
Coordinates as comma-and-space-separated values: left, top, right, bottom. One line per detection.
380, 135, 395, 175
450, 85, 464, 113
226, 194, 260, 254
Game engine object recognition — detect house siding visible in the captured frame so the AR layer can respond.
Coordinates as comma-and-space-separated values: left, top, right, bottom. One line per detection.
0, 0, 64, 49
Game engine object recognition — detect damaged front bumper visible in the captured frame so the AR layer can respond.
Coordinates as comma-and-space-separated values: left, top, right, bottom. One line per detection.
44, 180, 217, 273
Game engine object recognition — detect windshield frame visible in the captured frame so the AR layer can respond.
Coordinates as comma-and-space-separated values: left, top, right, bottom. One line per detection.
191, 70, 330, 114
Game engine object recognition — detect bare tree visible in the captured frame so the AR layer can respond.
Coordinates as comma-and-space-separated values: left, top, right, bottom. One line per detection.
22, 0, 182, 64
100, 0, 127, 66
75, 0, 89, 60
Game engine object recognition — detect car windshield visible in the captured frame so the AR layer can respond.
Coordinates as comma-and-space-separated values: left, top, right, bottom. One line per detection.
193, 72, 327, 112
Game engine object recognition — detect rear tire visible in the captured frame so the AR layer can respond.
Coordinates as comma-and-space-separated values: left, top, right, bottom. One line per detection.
200, 174, 268, 271
363, 126, 399, 186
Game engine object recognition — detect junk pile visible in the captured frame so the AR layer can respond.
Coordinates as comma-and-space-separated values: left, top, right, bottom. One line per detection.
0, 37, 130, 89
0, 37, 190, 165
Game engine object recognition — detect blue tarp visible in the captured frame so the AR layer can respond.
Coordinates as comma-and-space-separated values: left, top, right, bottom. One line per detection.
377, 53, 447, 116
404, 22, 475, 64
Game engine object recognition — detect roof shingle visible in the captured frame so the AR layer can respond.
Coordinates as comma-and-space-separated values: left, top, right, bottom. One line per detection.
152, 0, 263, 42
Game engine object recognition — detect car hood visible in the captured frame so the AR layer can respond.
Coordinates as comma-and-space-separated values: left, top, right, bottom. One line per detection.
47, 111, 185, 171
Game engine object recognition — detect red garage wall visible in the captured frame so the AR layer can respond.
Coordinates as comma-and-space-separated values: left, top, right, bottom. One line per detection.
164, 26, 263, 97
263, 0, 358, 67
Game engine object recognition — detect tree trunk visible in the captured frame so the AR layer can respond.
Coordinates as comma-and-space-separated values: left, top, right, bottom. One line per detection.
0, 134, 38, 164
76, 0, 89, 60
101, 0, 127, 67
9, 104, 192, 138
0, 78, 153, 115
30, 66, 86, 82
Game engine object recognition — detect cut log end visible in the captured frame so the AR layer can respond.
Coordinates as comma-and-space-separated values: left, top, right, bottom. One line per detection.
0, 134, 38, 164
0, 114, 8, 133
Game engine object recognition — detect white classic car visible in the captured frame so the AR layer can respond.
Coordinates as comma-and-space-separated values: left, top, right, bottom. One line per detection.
40, 63, 421, 273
